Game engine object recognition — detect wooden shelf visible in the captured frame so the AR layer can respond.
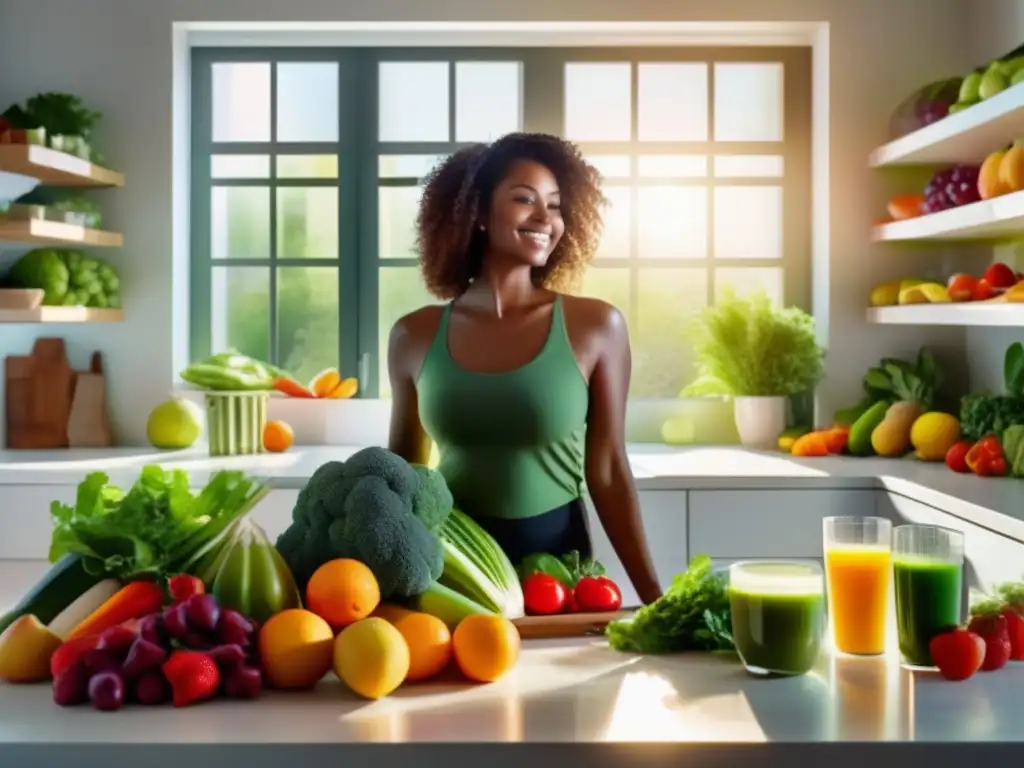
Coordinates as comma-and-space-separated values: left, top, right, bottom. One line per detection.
870, 82, 1024, 167
0, 144, 123, 187
866, 303, 1024, 327
0, 218, 123, 247
0, 307, 123, 324
873, 189, 1024, 243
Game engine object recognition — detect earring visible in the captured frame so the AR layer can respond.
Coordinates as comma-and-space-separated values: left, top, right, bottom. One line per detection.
479, 224, 485, 231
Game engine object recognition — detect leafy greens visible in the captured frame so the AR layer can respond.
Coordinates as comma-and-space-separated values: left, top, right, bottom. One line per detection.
49, 465, 270, 581
605, 554, 734, 655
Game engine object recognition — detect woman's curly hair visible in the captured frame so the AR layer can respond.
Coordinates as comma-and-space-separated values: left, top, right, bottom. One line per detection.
414, 132, 606, 300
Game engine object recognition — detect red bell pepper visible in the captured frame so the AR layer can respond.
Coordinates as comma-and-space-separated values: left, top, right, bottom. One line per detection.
965, 434, 1008, 477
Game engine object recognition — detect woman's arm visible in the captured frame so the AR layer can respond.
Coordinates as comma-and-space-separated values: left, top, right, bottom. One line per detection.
584, 307, 663, 605
386, 315, 433, 465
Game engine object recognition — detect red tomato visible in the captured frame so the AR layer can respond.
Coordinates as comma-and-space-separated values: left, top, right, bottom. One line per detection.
522, 573, 570, 616
574, 576, 623, 612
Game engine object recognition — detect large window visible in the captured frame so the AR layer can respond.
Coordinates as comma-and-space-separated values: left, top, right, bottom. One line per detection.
190, 46, 810, 398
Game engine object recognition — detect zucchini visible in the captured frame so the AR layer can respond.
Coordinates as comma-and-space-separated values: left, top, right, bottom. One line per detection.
0, 554, 108, 636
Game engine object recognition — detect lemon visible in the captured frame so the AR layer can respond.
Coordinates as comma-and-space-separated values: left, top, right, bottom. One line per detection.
333, 617, 410, 700
146, 397, 203, 449
910, 412, 961, 462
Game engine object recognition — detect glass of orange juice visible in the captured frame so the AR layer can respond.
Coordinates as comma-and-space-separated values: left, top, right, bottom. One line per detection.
823, 516, 892, 655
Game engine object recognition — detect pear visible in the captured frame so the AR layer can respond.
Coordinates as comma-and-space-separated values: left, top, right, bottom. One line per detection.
958, 71, 982, 103
0, 615, 63, 683
980, 65, 1009, 100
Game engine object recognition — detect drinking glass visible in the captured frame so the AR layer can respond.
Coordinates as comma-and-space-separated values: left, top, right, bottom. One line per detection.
729, 560, 826, 677
892, 524, 965, 668
823, 516, 892, 655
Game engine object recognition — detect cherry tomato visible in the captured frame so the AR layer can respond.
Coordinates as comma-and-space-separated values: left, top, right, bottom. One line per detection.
574, 576, 623, 612
522, 573, 570, 615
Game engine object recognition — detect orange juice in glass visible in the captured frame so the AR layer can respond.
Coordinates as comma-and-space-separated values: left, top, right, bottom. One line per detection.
823, 516, 892, 655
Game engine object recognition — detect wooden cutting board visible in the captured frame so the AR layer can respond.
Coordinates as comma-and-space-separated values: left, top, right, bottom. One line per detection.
4, 337, 77, 449
67, 351, 113, 448
513, 610, 633, 639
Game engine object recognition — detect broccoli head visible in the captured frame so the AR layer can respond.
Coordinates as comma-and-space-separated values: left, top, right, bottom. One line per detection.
275, 447, 455, 599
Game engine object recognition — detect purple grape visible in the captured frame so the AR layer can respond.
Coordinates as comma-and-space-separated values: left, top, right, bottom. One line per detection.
209, 644, 247, 672
184, 594, 221, 633
88, 671, 126, 712
163, 602, 190, 640
82, 648, 121, 676
122, 637, 168, 679
138, 613, 167, 648
134, 672, 169, 706
182, 630, 217, 650
223, 665, 263, 699
216, 609, 254, 646
52, 662, 90, 707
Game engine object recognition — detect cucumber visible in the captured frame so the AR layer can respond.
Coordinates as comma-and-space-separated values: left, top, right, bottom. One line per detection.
0, 554, 108, 636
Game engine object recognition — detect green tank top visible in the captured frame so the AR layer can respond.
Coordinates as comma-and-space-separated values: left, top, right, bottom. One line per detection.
416, 296, 589, 520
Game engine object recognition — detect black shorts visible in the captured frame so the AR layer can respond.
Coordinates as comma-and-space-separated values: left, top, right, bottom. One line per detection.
472, 498, 593, 567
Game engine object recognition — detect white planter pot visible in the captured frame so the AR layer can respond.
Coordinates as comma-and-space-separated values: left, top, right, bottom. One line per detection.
733, 396, 788, 449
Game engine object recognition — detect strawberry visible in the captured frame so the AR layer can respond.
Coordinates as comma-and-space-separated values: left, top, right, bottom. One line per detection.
50, 635, 101, 680
168, 574, 205, 605
929, 628, 986, 681
967, 610, 1011, 672
995, 581, 1024, 661
162, 650, 221, 707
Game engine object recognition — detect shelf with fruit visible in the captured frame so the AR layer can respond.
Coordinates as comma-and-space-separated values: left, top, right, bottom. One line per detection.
872, 49, 1024, 167
0, 248, 123, 323
865, 263, 1024, 325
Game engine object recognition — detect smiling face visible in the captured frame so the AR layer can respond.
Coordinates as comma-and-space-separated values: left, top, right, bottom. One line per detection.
480, 159, 565, 269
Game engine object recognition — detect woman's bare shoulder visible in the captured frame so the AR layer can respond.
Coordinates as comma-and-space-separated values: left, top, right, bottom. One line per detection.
560, 293, 628, 338
389, 304, 446, 352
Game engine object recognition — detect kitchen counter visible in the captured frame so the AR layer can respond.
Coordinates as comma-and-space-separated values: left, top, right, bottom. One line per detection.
0, 635, 1022, 766
1, 443, 1023, 541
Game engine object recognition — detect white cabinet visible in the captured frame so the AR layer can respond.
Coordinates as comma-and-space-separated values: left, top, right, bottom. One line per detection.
688, 490, 878, 560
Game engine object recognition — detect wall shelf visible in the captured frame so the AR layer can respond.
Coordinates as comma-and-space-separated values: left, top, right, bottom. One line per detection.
866, 303, 1024, 327
0, 145, 124, 188
872, 189, 1024, 243
870, 82, 1024, 168
0, 218, 123, 247
0, 307, 123, 324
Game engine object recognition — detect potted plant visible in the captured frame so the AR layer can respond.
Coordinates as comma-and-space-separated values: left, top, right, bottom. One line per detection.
682, 289, 825, 449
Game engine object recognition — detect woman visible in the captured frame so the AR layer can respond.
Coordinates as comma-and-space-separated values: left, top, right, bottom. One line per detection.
387, 132, 662, 605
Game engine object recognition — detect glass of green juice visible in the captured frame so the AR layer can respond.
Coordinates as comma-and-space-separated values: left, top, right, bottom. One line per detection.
892, 524, 965, 668
729, 560, 827, 677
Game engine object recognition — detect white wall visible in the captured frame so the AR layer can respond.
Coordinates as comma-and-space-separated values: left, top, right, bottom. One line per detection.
0, 0, 974, 445
964, 0, 1024, 394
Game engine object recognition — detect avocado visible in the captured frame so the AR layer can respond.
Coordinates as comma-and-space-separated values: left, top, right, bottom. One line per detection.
847, 400, 890, 456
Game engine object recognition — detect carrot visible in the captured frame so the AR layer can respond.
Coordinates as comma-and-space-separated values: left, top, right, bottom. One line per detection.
791, 431, 830, 457
65, 581, 166, 641
272, 377, 314, 398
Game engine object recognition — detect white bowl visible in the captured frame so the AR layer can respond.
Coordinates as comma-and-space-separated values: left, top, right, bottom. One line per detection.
0, 288, 44, 310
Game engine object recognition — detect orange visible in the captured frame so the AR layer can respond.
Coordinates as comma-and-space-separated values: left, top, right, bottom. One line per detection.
390, 611, 452, 682
258, 609, 334, 689
306, 558, 381, 629
263, 420, 294, 452
451, 614, 520, 683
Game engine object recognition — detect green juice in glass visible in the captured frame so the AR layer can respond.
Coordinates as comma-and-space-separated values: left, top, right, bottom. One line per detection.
893, 555, 963, 667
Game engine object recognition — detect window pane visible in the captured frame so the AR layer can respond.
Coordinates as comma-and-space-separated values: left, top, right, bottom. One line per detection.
276, 62, 339, 142
638, 63, 708, 141
379, 267, 440, 398
278, 266, 340, 384
565, 63, 631, 141
714, 62, 783, 142
715, 267, 783, 306
212, 187, 269, 260
634, 268, 707, 398
277, 188, 338, 260
379, 62, 449, 142
276, 155, 339, 179
638, 155, 707, 178
211, 266, 269, 360
211, 155, 269, 179
455, 61, 522, 142
379, 186, 423, 259
579, 267, 630, 314
212, 63, 270, 142
713, 186, 782, 259
638, 187, 707, 259
587, 155, 631, 179
378, 155, 446, 179
596, 186, 631, 259
713, 155, 784, 177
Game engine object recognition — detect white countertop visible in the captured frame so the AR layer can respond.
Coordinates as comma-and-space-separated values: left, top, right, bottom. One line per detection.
1, 443, 1022, 539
